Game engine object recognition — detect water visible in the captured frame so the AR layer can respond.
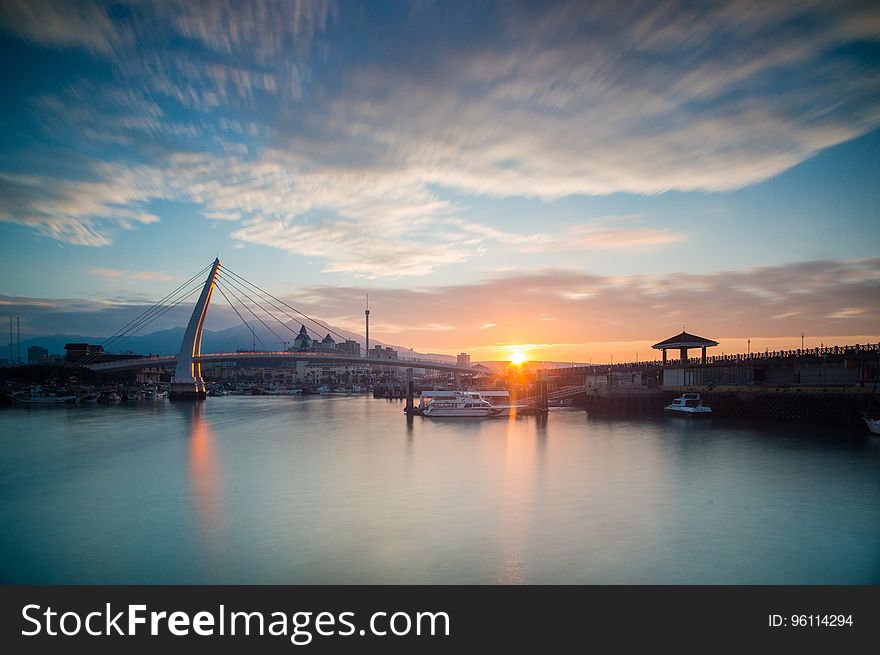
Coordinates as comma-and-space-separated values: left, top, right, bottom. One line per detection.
1, 396, 879, 584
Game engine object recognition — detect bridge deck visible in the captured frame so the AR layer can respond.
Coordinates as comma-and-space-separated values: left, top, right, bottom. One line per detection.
85, 351, 480, 374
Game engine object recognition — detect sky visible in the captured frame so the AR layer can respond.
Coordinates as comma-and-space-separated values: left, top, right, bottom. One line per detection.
0, 0, 879, 362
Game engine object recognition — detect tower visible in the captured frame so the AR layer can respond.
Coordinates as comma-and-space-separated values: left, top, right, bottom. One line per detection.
170, 258, 221, 400
364, 294, 370, 357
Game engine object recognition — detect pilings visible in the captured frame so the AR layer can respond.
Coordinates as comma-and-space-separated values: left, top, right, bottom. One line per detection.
405, 368, 414, 413
538, 375, 549, 411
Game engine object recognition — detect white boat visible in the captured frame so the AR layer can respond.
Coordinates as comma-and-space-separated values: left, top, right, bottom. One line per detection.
664, 393, 712, 416
477, 390, 530, 416
421, 391, 500, 417
864, 415, 880, 435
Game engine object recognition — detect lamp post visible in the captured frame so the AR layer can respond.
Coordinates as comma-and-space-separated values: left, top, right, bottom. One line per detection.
747, 339, 750, 357
801, 332, 804, 350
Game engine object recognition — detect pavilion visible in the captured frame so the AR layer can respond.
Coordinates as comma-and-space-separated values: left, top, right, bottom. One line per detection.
652, 331, 719, 366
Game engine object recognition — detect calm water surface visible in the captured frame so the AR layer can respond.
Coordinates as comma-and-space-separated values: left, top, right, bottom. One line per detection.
1, 396, 879, 584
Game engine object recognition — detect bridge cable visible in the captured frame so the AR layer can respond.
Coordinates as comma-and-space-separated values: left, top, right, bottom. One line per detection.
214, 271, 305, 343
219, 265, 347, 342
93, 279, 207, 357
213, 280, 268, 351
78, 281, 205, 368
79, 263, 213, 366
218, 265, 349, 343
94, 263, 211, 349
213, 278, 285, 348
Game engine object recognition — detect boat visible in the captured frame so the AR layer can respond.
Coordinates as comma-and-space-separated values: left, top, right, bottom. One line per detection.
98, 391, 122, 404
664, 392, 712, 416
864, 414, 880, 435
421, 391, 500, 417
11, 385, 77, 404
477, 390, 530, 417
77, 391, 101, 404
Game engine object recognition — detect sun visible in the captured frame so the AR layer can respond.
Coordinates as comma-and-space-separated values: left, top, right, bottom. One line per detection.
509, 350, 528, 366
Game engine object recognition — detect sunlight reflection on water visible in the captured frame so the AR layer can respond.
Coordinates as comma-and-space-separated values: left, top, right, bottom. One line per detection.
1, 396, 878, 584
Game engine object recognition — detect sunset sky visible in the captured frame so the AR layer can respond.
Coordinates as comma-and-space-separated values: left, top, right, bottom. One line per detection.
1, 1, 879, 362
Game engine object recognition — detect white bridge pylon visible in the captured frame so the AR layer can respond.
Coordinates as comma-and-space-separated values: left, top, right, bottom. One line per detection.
170, 257, 221, 399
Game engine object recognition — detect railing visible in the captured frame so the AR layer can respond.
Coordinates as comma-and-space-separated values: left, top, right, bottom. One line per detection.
561, 342, 880, 373
87, 350, 476, 371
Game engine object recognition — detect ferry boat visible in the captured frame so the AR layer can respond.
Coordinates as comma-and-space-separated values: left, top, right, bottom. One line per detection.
421, 391, 500, 417
664, 393, 712, 416
477, 390, 530, 416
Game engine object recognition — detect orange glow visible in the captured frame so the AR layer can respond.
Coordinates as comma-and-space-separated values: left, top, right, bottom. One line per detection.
509, 349, 528, 366
188, 404, 221, 557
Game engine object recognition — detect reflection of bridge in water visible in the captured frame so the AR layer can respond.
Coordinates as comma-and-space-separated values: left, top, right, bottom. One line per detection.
80, 258, 481, 399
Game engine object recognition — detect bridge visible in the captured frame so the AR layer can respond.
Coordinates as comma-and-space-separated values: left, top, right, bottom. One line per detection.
79, 258, 480, 398
87, 351, 480, 376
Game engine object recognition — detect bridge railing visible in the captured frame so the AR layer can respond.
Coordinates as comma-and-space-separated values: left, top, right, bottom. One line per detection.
87, 350, 478, 372
199, 351, 473, 368
559, 342, 880, 374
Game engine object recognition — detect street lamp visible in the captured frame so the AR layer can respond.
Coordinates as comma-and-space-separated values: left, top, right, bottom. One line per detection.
801, 332, 804, 350
747, 339, 751, 357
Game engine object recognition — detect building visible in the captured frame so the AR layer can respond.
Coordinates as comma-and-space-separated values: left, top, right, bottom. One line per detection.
338, 339, 360, 356
291, 325, 313, 351
370, 345, 398, 360
317, 333, 337, 352
652, 331, 718, 366
27, 345, 49, 365
64, 343, 104, 364
456, 352, 471, 368
369, 345, 399, 378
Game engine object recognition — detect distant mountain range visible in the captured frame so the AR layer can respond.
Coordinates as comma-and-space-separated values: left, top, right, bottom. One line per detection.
2, 320, 456, 363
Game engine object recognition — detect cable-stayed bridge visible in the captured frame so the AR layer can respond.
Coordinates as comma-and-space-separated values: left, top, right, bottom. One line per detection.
77, 258, 480, 398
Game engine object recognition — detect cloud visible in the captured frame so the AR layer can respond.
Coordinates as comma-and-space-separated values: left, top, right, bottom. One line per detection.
1, 1, 879, 275
88, 267, 180, 283
0, 0, 122, 54
277, 258, 880, 349
0, 169, 161, 246
5, 259, 878, 357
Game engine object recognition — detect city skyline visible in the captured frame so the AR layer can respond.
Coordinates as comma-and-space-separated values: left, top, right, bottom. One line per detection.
1, 1, 879, 361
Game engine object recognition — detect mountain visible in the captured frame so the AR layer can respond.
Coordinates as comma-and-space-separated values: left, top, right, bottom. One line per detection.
3, 320, 455, 363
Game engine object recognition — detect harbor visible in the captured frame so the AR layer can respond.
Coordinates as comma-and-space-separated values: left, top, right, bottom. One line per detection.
2, 393, 878, 585
3, 327, 879, 431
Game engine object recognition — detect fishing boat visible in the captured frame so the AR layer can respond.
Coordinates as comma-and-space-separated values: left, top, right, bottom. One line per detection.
664, 392, 712, 416
98, 391, 122, 404
11, 385, 77, 404
864, 414, 880, 435
421, 391, 500, 417
77, 390, 101, 404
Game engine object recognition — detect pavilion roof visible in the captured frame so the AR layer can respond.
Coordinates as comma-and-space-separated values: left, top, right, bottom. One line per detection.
652, 331, 719, 349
